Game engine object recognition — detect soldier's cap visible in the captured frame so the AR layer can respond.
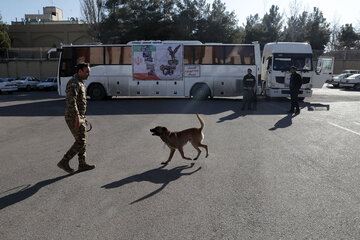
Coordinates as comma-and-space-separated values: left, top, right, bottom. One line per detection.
248, 68, 252, 71
290, 66, 297, 70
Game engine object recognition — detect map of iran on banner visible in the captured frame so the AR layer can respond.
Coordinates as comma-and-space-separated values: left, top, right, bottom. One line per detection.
133, 44, 183, 81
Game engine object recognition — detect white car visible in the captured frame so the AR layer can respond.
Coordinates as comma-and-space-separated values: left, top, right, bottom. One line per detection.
0, 78, 18, 94
329, 73, 353, 87
14, 76, 40, 91
340, 74, 360, 90
37, 77, 57, 90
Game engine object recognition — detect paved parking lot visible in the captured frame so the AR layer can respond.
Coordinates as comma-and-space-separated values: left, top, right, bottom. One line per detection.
1, 85, 360, 239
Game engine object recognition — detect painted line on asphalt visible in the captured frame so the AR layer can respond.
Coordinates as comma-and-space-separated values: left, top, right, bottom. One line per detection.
353, 121, 360, 126
328, 122, 360, 137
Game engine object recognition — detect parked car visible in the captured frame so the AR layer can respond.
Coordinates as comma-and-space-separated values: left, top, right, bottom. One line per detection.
37, 77, 57, 90
0, 78, 18, 94
328, 73, 354, 87
14, 76, 40, 91
342, 69, 360, 74
340, 74, 360, 90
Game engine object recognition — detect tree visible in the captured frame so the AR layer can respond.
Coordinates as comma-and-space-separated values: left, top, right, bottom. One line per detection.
80, 0, 105, 42
198, 0, 240, 43
172, 0, 210, 40
261, 5, 282, 44
0, 12, 11, 53
244, 5, 282, 48
243, 14, 263, 44
338, 24, 359, 49
303, 7, 330, 50
281, 0, 306, 42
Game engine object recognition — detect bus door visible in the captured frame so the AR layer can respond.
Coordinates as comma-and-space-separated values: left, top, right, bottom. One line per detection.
313, 57, 334, 88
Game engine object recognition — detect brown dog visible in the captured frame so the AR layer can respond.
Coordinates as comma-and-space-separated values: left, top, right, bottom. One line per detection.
150, 113, 209, 165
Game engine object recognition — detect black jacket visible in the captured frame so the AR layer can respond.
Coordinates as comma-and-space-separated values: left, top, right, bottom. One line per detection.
290, 72, 302, 91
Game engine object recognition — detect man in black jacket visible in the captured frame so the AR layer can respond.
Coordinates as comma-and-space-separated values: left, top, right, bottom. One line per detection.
288, 66, 302, 114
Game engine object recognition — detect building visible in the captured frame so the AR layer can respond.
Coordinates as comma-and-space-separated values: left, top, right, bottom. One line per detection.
8, 6, 92, 48
25, 6, 63, 22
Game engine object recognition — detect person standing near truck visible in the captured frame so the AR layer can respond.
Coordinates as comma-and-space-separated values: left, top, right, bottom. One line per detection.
288, 66, 302, 114
241, 68, 256, 110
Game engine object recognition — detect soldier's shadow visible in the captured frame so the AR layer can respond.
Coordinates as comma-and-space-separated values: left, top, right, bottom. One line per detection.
101, 163, 201, 204
0, 174, 72, 210
269, 113, 294, 131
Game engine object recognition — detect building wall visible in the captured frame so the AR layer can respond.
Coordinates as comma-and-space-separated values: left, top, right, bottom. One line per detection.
9, 23, 92, 48
0, 60, 58, 80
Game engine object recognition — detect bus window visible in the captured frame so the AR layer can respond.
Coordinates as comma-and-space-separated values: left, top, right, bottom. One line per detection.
196, 46, 224, 64
225, 46, 255, 65
76, 47, 104, 65
60, 48, 75, 77
184, 46, 194, 64
105, 46, 132, 64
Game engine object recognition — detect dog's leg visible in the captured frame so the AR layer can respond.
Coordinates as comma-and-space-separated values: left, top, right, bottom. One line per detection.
199, 143, 209, 158
191, 142, 201, 160
178, 147, 192, 161
162, 148, 175, 165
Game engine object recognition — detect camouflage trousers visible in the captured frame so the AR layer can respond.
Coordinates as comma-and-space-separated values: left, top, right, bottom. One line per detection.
62, 115, 87, 164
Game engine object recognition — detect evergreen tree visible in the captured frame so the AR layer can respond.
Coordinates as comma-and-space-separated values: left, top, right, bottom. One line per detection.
338, 24, 359, 49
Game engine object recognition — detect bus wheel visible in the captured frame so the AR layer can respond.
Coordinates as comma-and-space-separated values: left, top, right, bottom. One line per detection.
88, 84, 106, 100
191, 84, 211, 100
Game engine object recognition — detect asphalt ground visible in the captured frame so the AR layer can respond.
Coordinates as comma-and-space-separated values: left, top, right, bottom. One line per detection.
1, 85, 360, 239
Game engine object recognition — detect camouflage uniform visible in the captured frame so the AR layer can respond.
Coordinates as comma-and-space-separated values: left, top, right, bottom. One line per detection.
62, 73, 87, 164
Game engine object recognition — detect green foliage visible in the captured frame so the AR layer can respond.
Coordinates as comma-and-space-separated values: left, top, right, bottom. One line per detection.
338, 24, 359, 49
303, 7, 330, 50
0, 12, 11, 51
101, 0, 241, 43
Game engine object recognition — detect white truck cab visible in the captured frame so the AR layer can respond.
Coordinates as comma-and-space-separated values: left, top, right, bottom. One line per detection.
261, 42, 334, 98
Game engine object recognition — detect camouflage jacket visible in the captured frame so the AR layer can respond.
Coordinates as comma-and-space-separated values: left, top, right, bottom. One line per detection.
65, 74, 87, 117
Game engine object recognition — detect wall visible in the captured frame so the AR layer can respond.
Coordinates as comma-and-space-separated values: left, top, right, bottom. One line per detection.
0, 60, 58, 80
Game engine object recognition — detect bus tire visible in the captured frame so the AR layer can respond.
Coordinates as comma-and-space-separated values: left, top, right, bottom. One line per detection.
88, 83, 106, 100
191, 84, 211, 100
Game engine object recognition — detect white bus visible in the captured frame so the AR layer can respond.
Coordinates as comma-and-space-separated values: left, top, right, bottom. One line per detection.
57, 40, 261, 100
261, 42, 334, 99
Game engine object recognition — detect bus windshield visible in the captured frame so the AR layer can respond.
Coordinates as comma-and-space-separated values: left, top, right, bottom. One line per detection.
273, 53, 313, 71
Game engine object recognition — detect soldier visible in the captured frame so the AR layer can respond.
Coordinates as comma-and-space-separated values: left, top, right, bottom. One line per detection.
241, 68, 256, 110
288, 66, 302, 115
57, 63, 95, 174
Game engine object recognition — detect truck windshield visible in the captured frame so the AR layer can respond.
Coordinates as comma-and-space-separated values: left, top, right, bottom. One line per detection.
273, 53, 313, 71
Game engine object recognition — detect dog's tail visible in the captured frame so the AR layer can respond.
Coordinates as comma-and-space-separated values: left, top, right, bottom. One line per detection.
196, 113, 205, 131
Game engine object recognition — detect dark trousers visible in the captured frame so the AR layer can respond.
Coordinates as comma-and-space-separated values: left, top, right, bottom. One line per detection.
242, 90, 254, 109
290, 89, 299, 112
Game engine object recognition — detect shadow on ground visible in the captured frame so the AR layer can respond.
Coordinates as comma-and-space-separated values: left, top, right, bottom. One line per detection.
101, 163, 201, 204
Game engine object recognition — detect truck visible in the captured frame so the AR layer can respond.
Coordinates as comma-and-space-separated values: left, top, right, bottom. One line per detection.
261, 42, 334, 99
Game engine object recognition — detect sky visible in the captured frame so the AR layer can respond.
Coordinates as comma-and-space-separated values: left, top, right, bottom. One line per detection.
0, 0, 359, 28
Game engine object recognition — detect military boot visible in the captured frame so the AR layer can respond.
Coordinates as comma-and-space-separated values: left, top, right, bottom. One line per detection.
57, 159, 74, 174
78, 162, 96, 172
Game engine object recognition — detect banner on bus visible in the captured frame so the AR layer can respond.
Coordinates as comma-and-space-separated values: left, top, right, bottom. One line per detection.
132, 44, 183, 81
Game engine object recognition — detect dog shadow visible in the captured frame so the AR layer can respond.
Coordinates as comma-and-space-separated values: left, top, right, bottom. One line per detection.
269, 113, 294, 131
0, 174, 72, 210
101, 163, 201, 204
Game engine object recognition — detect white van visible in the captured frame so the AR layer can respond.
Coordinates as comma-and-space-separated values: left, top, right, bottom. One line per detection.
261, 42, 334, 98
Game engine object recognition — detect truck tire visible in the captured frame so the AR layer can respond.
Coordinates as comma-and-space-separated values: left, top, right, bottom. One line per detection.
191, 84, 211, 100
88, 83, 106, 100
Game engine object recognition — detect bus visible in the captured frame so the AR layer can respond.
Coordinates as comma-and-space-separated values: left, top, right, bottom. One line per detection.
57, 40, 262, 100
261, 42, 334, 98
